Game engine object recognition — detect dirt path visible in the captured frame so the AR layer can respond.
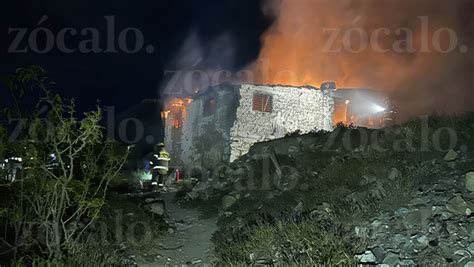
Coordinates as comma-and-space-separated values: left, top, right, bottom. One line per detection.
138, 191, 218, 266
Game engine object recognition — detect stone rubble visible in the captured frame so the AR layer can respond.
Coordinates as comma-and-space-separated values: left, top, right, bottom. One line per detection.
355, 154, 474, 265
175, 127, 474, 265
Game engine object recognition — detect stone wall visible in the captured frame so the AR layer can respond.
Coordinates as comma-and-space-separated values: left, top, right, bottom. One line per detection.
229, 84, 334, 161
164, 85, 239, 172
165, 83, 334, 170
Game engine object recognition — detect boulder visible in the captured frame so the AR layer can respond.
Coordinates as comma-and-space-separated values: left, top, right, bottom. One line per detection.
468, 243, 474, 254
404, 207, 432, 229
446, 196, 472, 216
222, 195, 237, 210
371, 246, 386, 263
415, 235, 430, 249
466, 172, 474, 192
356, 250, 376, 263
144, 202, 165, 216
444, 149, 458, 162
382, 252, 401, 265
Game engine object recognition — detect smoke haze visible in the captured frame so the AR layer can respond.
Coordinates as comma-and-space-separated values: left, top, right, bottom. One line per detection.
160, 31, 238, 97
248, 0, 474, 120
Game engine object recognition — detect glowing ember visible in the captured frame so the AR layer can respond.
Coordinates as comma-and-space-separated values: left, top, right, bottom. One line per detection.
162, 98, 193, 129
161, 110, 170, 120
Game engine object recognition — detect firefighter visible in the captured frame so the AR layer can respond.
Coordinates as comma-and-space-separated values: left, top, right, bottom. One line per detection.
149, 143, 170, 190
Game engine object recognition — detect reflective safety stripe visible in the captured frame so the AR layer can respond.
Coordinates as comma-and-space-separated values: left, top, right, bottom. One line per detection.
153, 166, 169, 170
157, 158, 170, 161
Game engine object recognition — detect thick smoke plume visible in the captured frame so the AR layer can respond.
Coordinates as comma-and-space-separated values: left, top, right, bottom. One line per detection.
249, 0, 473, 120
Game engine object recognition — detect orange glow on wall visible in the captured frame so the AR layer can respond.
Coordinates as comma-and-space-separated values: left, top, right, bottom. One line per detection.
163, 98, 193, 129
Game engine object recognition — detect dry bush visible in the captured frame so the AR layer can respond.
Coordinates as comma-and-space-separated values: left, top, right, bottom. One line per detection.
214, 220, 362, 265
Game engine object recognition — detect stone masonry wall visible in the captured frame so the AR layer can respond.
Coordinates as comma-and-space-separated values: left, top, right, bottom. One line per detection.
164, 86, 239, 172
229, 84, 334, 162
165, 84, 334, 170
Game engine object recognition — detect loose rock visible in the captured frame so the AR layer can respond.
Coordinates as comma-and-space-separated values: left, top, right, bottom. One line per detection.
468, 243, 474, 254
446, 196, 472, 216
466, 172, 474, 192
222, 195, 237, 210
144, 202, 165, 216
444, 149, 458, 162
371, 246, 386, 263
356, 250, 376, 263
382, 252, 401, 265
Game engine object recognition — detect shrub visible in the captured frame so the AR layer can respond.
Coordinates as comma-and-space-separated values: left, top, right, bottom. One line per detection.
213, 220, 363, 265
0, 66, 128, 264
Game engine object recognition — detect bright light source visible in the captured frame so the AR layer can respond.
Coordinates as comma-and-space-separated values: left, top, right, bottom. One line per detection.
138, 171, 152, 181
345, 100, 350, 104
372, 104, 386, 113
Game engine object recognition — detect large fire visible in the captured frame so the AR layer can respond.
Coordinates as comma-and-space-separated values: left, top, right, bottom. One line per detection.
247, 0, 471, 120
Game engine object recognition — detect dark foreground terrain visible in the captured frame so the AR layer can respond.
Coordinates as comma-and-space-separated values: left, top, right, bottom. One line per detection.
4, 113, 474, 266
175, 114, 474, 265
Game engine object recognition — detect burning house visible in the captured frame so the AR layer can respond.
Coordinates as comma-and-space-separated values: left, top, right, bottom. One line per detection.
162, 84, 356, 172
163, 83, 332, 171
162, 83, 392, 171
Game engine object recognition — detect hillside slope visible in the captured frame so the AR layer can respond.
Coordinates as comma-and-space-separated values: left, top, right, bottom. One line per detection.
181, 114, 474, 265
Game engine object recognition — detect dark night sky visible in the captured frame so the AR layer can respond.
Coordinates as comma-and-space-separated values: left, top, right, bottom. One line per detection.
0, 0, 269, 113
1, 0, 473, 119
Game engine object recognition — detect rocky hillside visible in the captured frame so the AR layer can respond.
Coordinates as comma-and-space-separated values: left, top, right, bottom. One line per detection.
179, 114, 474, 265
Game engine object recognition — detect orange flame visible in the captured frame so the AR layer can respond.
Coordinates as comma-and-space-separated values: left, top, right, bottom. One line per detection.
161, 110, 170, 120
248, 0, 470, 120
163, 98, 193, 128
